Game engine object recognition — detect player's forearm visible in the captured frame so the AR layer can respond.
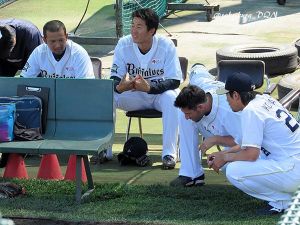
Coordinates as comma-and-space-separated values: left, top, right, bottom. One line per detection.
223, 147, 260, 162
148, 79, 180, 94
225, 145, 242, 153
211, 135, 236, 147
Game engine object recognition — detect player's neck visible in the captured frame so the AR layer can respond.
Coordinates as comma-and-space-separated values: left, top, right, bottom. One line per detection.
52, 49, 66, 61
138, 38, 153, 54
204, 93, 213, 116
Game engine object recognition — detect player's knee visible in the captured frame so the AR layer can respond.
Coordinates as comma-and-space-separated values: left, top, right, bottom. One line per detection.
161, 90, 178, 102
225, 162, 243, 183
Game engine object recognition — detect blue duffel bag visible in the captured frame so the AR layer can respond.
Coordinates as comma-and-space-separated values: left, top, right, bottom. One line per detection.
0, 103, 16, 142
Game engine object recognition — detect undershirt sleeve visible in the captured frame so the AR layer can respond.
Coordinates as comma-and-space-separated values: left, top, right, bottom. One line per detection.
148, 79, 180, 94
110, 76, 180, 94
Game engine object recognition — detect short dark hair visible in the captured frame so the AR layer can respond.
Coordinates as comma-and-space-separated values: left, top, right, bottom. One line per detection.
0, 25, 16, 59
228, 90, 258, 105
174, 85, 207, 110
132, 8, 159, 35
43, 20, 66, 37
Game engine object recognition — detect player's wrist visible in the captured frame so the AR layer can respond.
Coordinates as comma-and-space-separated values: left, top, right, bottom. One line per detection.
116, 84, 124, 93
224, 153, 231, 163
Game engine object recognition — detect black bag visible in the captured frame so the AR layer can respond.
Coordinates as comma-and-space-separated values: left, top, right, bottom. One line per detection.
0, 96, 42, 133
118, 137, 152, 167
17, 85, 49, 134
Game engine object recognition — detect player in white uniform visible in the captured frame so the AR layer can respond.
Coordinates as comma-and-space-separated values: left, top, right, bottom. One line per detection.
171, 64, 241, 186
21, 20, 93, 79
109, 8, 182, 169
212, 72, 300, 215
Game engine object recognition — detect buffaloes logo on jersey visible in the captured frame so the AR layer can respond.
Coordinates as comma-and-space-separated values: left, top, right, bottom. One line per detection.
151, 58, 160, 64
111, 64, 118, 74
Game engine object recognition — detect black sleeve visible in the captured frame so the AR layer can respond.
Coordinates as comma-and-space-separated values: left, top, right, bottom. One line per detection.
148, 79, 180, 94
110, 76, 122, 93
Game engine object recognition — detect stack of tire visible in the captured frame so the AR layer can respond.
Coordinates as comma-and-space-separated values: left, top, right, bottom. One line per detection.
216, 42, 299, 108
277, 0, 286, 5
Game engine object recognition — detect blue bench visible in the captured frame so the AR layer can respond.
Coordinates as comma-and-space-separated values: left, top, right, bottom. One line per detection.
0, 77, 114, 202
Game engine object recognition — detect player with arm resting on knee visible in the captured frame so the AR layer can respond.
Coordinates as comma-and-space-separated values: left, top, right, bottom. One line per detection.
212, 72, 300, 215
171, 64, 241, 187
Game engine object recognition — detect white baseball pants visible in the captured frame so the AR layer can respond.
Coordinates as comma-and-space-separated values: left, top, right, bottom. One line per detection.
114, 89, 179, 159
226, 155, 300, 210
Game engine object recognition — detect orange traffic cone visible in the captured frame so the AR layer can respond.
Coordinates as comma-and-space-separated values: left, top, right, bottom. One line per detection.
37, 154, 63, 180
64, 155, 87, 183
3, 153, 28, 179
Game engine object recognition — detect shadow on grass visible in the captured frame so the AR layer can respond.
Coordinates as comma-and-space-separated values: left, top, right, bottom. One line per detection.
114, 132, 162, 146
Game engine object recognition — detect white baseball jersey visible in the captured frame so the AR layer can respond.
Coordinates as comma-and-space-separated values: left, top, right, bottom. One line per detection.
241, 94, 300, 160
21, 40, 94, 79
195, 93, 241, 143
111, 34, 182, 83
179, 70, 241, 179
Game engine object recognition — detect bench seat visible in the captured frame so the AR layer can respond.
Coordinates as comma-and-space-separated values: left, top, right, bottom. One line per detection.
0, 77, 114, 202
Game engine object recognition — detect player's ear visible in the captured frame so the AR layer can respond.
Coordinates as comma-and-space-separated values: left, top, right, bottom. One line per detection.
196, 103, 205, 111
43, 36, 47, 44
233, 91, 241, 100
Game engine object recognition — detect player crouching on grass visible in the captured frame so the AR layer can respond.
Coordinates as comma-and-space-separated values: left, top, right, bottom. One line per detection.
172, 64, 241, 187
108, 8, 182, 169
210, 72, 300, 215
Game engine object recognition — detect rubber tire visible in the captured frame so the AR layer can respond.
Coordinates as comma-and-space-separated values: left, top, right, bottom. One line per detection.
277, 0, 286, 5
295, 39, 300, 57
216, 44, 298, 76
277, 72, 300, 109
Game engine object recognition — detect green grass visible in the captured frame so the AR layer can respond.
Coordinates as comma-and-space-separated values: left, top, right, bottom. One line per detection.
0, 179, 280, 225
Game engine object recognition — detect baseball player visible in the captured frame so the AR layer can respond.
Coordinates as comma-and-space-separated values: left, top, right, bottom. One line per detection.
0, 18, 43, 77
212, 72, 300, 215
109, 8, 182, 169
171, 64, 241, 186
21, 20, 93, 79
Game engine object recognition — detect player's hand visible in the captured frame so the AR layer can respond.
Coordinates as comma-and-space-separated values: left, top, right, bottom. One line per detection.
133, 75, 150, 92
199, 137, 216, 156
116, 74, 134, 93
207, 152, 226, 173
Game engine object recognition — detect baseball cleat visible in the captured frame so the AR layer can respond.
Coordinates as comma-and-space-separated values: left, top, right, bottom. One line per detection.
162, 155, 176, 170
170, 176, 195, 187
90, 150, 112, 164
256, 205, 284, 215
193, 174, 205, 186
170, 174, 205, 187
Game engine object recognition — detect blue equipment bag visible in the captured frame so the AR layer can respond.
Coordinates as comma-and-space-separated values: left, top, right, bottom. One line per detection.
0, 103, 16, 142
0, 96, 42, 133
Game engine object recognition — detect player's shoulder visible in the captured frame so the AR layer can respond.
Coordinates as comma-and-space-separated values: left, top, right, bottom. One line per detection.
32, 43, 48, 55
117, 35, 133, 46
156, 35, 175, 47
68, 40, 89, 55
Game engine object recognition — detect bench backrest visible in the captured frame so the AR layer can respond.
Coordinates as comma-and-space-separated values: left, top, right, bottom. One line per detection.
55, 79, 114, 139
0, 77, 114, 140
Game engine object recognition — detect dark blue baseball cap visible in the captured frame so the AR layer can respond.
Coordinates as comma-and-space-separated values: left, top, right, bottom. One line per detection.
216, 72, 256, 95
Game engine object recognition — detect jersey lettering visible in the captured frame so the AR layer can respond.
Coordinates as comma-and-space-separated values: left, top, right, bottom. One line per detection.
127, 63, 164, 78
276, 109, 299, 132
261, 147, 271, 156
38, 70, 75, 79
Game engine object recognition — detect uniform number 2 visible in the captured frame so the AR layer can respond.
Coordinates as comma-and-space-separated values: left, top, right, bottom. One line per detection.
276, 109, 299, 132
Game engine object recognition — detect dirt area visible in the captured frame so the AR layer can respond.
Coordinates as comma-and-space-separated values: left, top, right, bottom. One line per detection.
9, 217, 159, 225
